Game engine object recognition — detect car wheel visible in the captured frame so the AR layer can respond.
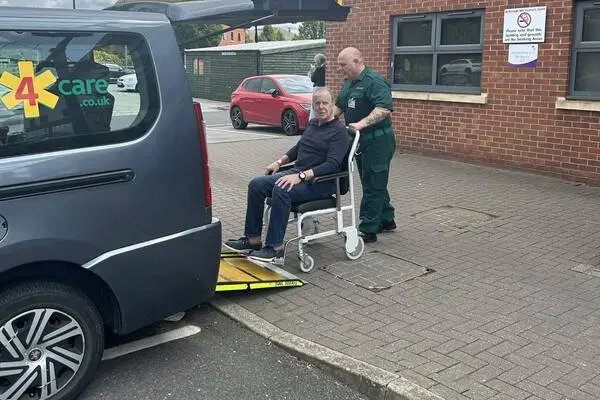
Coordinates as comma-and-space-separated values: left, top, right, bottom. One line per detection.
0, 281, 104, 400
230, 106, 248, 129
282, 109, 299, 136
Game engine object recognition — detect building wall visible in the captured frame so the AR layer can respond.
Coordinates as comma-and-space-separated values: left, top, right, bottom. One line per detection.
186, 52, 258, 102
261, 46, 326, 75
326, 0, 600, 184
219, 26, 246, 46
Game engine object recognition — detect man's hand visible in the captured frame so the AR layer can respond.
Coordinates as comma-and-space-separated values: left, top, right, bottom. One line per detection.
265, 161, 280, 175
276, 173, 301, 192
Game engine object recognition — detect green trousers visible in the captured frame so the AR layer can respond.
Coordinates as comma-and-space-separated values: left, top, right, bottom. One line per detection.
355, 128, 396, 234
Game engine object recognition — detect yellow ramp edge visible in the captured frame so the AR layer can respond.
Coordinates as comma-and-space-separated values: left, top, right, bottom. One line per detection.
216, 252, 305, 292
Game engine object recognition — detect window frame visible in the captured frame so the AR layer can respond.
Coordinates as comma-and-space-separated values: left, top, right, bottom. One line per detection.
243, 77, 263, 92
391, 9, 485, 94
259, 77, 279, 94
569, 1, 600, 100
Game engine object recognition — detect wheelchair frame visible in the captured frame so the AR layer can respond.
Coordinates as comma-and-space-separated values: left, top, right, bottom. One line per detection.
262, 127, 364, 272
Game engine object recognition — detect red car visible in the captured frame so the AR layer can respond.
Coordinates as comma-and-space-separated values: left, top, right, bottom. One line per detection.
230, 74, 314, 135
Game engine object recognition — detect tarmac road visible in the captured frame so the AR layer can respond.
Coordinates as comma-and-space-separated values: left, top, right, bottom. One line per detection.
79, 304, 368, 400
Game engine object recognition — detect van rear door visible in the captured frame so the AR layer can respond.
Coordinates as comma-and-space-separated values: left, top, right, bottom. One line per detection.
108, 0, 351, 28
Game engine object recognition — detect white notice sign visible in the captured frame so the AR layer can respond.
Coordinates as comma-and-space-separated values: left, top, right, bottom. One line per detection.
503, 6, 547, 43
508, 44, 538, 67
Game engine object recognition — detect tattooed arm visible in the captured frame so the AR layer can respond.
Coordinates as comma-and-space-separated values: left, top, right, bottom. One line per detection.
350, 107, 392, 131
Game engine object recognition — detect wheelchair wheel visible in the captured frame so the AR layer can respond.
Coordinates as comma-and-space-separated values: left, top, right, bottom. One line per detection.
345, 236, 365, 260
299, 254, 315, 273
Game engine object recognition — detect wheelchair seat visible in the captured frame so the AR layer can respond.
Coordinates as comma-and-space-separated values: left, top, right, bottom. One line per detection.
266, 195, 336, 214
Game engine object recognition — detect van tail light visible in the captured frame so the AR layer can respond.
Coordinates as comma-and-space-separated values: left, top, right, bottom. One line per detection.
193, 101, 212, 208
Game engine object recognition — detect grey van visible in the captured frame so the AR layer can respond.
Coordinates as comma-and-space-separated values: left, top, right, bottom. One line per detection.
0, 5, 221, 400
0, 0, 350, 398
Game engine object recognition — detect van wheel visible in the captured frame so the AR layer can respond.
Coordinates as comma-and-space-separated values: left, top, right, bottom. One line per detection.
282, 109, 299, 136
0, 281, 104, 400
230, 106, 247, 129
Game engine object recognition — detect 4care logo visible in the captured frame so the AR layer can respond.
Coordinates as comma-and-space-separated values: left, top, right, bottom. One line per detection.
0, 60, 59, 118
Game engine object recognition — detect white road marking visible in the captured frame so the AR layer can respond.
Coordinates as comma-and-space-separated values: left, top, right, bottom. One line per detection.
205, 123, 233, 128
101, 325, 201, 361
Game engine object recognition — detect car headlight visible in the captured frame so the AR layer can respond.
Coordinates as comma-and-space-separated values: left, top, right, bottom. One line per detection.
301, 104, 311, 111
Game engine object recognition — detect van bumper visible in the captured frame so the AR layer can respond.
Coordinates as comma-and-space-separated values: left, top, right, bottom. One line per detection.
88, 218, 222, 335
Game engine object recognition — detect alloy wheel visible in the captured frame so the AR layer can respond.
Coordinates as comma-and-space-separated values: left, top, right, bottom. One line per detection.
0, 308, 85, 399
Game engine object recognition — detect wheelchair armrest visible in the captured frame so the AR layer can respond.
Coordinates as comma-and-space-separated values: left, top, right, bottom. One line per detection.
266, 162, 295, 175
313, 171, 348, 183
278, 162, 295, 172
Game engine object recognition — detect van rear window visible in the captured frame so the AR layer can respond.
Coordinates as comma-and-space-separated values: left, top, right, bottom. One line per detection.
0, 30, 159, 158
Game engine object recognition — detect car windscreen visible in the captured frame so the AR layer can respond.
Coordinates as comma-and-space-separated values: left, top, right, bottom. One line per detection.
276, 76, 313, 94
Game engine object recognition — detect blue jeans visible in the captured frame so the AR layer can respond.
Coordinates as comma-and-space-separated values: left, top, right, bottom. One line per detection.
244, 169, 334, 247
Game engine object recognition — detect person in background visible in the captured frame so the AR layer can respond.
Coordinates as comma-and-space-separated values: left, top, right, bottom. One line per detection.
308, 53, 326, 120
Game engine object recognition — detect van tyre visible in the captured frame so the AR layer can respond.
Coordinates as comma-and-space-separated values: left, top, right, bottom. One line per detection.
282, 109, 299, 136
230, 106, 247, 129
0, 281, 104, 400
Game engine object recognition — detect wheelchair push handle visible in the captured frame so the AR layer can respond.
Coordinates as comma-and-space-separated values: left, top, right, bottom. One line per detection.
347, 126, 359, 137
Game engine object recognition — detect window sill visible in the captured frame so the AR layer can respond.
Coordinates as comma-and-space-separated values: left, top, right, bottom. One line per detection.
392, 91, 488, 105
555, 97, 600, 112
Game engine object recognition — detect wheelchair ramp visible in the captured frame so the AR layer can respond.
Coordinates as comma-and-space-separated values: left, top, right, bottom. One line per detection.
216, 252, 305, 292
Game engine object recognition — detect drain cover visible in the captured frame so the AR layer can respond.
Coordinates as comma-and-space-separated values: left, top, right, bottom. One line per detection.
412, 205, 497, 229
321, 251, 432, 291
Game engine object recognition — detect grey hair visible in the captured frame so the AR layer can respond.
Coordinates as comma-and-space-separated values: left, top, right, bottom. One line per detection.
314, 53, 326, 66
313, 87, 333, 100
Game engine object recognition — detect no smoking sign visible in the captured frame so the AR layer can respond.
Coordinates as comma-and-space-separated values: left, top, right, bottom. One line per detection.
517, 12, 532, 28
503, 6, 547, 43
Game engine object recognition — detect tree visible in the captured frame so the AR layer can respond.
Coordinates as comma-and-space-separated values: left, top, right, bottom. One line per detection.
173, 22, 223, 50
295, 21, 326, 40
259, 25, 285, 41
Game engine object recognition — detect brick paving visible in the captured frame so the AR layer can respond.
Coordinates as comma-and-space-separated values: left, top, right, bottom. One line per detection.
209, 132, 600, 400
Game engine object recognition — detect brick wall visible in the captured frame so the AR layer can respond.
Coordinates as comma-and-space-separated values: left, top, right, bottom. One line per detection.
326, 0, 600, 184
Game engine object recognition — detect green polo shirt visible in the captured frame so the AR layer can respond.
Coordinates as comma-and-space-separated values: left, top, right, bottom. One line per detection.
335, 67, 393, 133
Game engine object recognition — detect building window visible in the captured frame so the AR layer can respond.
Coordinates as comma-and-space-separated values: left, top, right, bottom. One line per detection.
392, 9, 484, 93
238, 32, 242, 42
570, 1, 600, 99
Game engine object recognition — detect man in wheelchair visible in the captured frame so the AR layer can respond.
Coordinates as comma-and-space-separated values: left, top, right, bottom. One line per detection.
225, 88, 352, 263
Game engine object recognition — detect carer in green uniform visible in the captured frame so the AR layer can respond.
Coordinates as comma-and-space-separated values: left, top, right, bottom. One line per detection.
335, 47, 395, 243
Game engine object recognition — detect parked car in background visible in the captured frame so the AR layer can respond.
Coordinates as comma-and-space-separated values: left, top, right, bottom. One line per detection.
230, 74, 313, 135
117, 73, 139, 91
101, 62, 134, 83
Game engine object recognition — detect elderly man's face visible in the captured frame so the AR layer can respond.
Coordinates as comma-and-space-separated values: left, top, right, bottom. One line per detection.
313, 92, 334, 123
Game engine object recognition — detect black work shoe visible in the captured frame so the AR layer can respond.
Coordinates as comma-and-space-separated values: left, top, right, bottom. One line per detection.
379, 220, 397, 233
359, 231, 377, 243
248, 246, 284, 262
224, 237, 262, 253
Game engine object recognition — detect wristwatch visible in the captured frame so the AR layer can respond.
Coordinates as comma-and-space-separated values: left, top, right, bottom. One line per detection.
298, 171, 306, 182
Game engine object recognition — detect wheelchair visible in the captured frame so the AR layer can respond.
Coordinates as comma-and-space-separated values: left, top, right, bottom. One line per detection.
263, 126, 365, 272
